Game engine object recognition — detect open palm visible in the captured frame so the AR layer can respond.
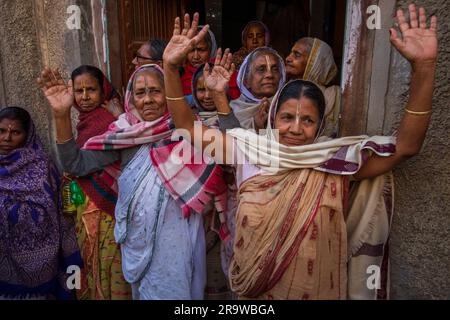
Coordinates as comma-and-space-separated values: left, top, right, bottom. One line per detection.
203, 48, 235, 93
391, 5, 438, 65
38, 68, 74, 116
163, 13, 210, 68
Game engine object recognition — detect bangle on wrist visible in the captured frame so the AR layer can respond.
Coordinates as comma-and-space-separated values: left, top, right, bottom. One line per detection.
217, 111, 232, 116
405, 108, 432, 116
166, 96, 186, 102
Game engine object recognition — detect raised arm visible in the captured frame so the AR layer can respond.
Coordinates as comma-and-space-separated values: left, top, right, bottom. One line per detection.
37, 68, 74, 144
38, 68, 120, 176
355, 4, 438, 180
163, 13, 233, 164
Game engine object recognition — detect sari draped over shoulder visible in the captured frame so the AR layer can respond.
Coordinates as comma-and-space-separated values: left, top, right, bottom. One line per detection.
227, 80, 396, 299
0, 119, 81, 299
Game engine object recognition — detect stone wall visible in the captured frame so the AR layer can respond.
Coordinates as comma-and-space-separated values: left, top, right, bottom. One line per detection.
0, 0, 104, 157
385, 0, 450, 299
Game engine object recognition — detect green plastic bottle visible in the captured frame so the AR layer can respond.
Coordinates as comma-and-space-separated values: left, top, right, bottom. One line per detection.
70, 180, 86, 207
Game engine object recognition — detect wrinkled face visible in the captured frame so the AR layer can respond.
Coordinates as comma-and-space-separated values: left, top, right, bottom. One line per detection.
0, 118, 27, 155
245, 24, 266, 51
73, 73, 103, 113
245, 53, 281, 99
132, 44, 160, 69
285, 41, 310, 80
133, 71, 167, 121
187, 39, 210, 68
274, 97, 320, 147
195, 75, 215, 111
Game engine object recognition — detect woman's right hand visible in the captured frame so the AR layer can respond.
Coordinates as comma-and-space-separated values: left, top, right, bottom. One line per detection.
254, 97, 270, 130
37, 67, 74, 117
163, 13, 210, 70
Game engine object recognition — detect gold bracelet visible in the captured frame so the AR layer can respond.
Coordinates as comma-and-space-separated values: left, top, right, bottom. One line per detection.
405, 108, 432, 116
217, 111, 232, 116
166, 96, 186, 101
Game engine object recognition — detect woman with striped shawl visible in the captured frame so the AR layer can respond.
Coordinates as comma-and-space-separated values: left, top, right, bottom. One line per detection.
39, 64, 229, 300
39, 65, 131, 300
162, 7, 438, 299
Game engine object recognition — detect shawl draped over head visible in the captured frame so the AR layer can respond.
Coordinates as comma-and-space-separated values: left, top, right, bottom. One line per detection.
302, 38, 340, 137
0, 113, 81, 299
182, 28, 218, 96
232, 21, 271, 70
227, 79, 396, 299
84, 64, 230, 241
73, 67, 121, 217
230, 47, 286, 129
191, 62, 220, 128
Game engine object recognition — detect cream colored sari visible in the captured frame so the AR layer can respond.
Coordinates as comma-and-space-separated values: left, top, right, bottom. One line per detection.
303, 38, 341, 137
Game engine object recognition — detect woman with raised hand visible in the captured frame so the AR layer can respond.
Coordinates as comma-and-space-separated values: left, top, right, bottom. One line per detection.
162, 5, 438, 299
38, 65, 130, 300
39, 63, 229, 300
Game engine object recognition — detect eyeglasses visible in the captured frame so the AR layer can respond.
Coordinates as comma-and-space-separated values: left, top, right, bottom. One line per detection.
134, 53, 160, 63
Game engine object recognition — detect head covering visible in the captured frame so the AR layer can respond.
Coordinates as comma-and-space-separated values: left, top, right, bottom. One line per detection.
228, 79, 396, 174
236, 47, 286, 103
0, 111, 81, 299
191, 63, 220, 128
73, 68, 120, 146
72, 66, 121, 217
230, 47, 286, 129
301, 38, 340, 136
241, 20, 271, 48
203, 26, 218, 60
84, 64, 230, 240
303, 38, 338, 87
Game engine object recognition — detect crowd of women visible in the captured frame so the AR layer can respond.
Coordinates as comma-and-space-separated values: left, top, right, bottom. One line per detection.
0, 4, 438, 300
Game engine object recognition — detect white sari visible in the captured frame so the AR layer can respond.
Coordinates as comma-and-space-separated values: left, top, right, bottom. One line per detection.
115, 146, 206, 300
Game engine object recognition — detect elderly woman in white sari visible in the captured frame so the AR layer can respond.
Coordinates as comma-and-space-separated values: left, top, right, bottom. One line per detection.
286, 37, 340, 137
39, 64, 229, 300
229, 47, 286, 131
162, 6, 438, 299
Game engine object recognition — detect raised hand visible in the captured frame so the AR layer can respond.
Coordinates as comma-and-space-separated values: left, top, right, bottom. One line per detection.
163, 13, 210, 69
390, 4, 438, 66
37, 67, 74, 117
203, 48, 235, 93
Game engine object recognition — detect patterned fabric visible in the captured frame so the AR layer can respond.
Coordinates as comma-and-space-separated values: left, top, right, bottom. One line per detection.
230, 169, 348, 299
226, 78, 396, 299
84, 64, 229, 240
74, 72, 121, 217
0, 118, 81, 299
74, 198, 131, 300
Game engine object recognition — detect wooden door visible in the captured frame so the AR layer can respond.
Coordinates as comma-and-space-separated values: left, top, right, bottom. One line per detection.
118, 0, 185, 86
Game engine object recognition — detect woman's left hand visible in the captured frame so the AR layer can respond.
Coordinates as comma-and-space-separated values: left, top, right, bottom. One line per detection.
390, 4, 438, 67
163, 13, 210, 69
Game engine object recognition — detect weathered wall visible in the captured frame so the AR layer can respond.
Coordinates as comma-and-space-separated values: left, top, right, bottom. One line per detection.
0, 0, 104, 156
0, 0, 51, 151
385, 0, 450, 299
